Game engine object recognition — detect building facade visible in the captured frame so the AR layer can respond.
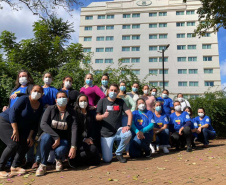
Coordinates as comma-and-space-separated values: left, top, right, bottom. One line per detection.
79, 0, 221, 98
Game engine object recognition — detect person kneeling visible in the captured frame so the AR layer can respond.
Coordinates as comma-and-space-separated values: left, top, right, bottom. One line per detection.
36, 92, 77, 176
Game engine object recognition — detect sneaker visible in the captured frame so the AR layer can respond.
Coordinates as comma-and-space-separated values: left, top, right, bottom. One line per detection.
116, 155, 127, 163
10, 167, 26, 175
186, 146, 192, 152
0, 171, 9, 179
22, 162, 33, 169
144, 150, 151, 158
166, 145, 171, 148
203, 144, 209, 148
149, 144, 155, 153
162, 146, 169, 154
32, 162, 40, 169
156, 145, 160, 152
36, 164, 47, 176
55, 159, 63, 171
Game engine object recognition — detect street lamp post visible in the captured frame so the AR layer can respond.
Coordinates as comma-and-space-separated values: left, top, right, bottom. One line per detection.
160, 44, 170, 90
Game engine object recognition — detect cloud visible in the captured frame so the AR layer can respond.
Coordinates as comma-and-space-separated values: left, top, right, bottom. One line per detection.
220, 59, 226, 77
221, 83, 226, 91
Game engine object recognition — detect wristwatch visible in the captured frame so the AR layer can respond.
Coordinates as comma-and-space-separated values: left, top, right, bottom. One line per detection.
127, 125, 131, 129
71, 146, 77, 150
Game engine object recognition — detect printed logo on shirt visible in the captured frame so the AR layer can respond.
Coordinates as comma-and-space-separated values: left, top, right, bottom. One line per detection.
137, 119, 143, 125
51, 120, 68, 130
206, 118, 209, 122
151, 119, 155, 123
175, 120, 181, 125
194, 122, 198, 127
198, 124, 201, 127
107, 106, 114, 111
13, 90, 21, 94
157, 122, 163, 127
186, 115, 190, 119
164, 117, 168, 122
113, 105, 120, 111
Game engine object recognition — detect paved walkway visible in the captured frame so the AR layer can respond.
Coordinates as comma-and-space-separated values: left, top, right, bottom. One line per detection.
1, 139, 226, 185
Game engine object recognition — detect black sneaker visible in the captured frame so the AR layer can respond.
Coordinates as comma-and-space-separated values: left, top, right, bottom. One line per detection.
22, 162, 33, 169
116, 155, 127, 163
186, 146, 192, 152
144, 150, 151, 158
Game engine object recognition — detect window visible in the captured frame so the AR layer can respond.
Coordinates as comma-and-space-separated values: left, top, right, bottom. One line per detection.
159, 46, 167, 50
186, 10, 195, 15
83, 59, 90, 64
159, 34, 167, 39
95, 59, 103, 63
177, 57, 186, 62
107, 15, 114, 19
106, 25, 114, 30
187, 45, 196, 50
160, 82, 169, 87
187, 22, 195, 26
178, 81, 187, 86
85, 16, 93, 20
189, 81, 199, 86
204, 69, 213, 74
122, 47, 130, 52
149, 34, 157, 39
132, 24, 140, 29
106, 36, 114, 41
122, 36, 130, 40
97, 26, 105, 30
123, 14, 130, 18
189, 69, 198, 74
176, 11, 184, 15
187, 33, 196, 38
202, 44, 211, 49
149, 58, 158, 62
149, 69, 158, 75
149, 23, 157, 28
149, 46, 158, 51
149, 12, 157, 17
122, 25, 130, 29
205, 81, 214, 86
132, 70, 140, 75
131, 58, 140, 63
98, 15, 105, 19
177, 45, 186, 50
159, 12, 167, 16
203, 33, 211, 37
159, 69, 168, 74
159, 57, 168, 62
150, 82, 158, 86
131, 47, 140, 51
132, 13, 140, 18
96, 36, 104, 41
159, 23, 167, 27
190, 94, 199, 98
203, 56, 212, 61
188, 57, 197, 62
84, 26, 92, 31
84, 37, 92, 41
105, 59, 113, 63
83, 48, 91, 53
132, 35, 140, 40
178, 69, 187, 74
121, 58, 130, 63
177, 33, 185, 38
176, 22, 185, 27
96, 48, 104, 52
105, 47, 113, 52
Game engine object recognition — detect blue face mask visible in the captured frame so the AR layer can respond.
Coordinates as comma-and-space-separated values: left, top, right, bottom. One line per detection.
86, 79, 93, 86
132, 87, 138, 93
162, 93, 168, 98
101, 80, 108, 86
57, 98, 67, 107
109, 92, 117, 99
120, 86, 126, 92
155, 106, 161, 112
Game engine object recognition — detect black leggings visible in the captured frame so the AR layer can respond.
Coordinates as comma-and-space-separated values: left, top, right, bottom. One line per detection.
170, 126, 192, 148
0, 117, 29, 170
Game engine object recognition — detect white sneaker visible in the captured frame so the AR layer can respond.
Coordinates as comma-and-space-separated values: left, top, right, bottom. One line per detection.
55, 159, 63, 171
167, 145, 171, 148
163, 146, 169, 154
149, 144, 155, 153
156, 145, 160, 152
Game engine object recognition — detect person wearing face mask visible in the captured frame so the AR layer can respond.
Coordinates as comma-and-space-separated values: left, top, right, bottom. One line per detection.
59, 76, 80, 108
141, 85, 156, 112
193, 108, 216, 148
69, 94, 101, 167
100, 73, 109, 96
169, 101, 193, 152
0, 85, 43, 178
177, 93, 191, 111
129, 98, 155, 158
127, 82, 140, 102
150, 88, 158, 98
2, 69, 34, 112
156, 89, 174, 117
96, 84, 132, 163
36, 92, 77, 176
153, 101, 170, 154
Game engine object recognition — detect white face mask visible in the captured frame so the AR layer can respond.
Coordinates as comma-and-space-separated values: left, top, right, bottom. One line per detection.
138, 103, 146, 111
178, 97, 184, 102
187, 112, 191, 115
64, 81, 72, 89
198, 113, 204, 117
31, 92, 41, 100
143, 90, 149, 94
19, 77, 28, 86
79, 101, 88, 109
151, 92, 156, 96
44, 77, 52, 85
175, 105, 181, 111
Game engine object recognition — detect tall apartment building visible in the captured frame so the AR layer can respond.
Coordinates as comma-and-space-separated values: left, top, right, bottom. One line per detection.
79, 0, 221, 98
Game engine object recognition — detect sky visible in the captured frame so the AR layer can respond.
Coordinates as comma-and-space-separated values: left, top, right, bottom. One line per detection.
0, 0, 225, 88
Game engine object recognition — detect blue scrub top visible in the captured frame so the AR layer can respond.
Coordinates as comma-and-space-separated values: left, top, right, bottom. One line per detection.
169, 111, 191, 132
153, 113, 169, 129
41, 86, 58, 106
193, 115, 215, 132
9, 86, 28, 108
156, 97, 173, 116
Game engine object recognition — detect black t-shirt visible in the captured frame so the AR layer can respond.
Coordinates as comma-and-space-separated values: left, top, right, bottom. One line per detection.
96, 98, 129, 137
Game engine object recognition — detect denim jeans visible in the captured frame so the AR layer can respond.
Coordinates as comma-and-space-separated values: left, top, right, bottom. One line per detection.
26, 141, 41, 163
40, 133, 69, 165
156, 129, 170, 145
129, 132, 153, 158
101, 127, 132, 163
198, 128, 216, 145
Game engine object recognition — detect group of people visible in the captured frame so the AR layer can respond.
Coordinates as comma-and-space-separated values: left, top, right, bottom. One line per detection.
0, 70, 216, 178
